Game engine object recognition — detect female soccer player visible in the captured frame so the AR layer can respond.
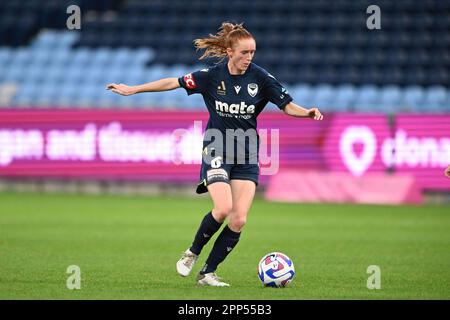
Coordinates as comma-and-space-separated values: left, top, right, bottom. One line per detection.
107, 22, 323, 286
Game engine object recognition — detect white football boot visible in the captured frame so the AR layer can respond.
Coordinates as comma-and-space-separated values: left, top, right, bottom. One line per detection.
176, 249, 198, 277
196, 272, 230, 287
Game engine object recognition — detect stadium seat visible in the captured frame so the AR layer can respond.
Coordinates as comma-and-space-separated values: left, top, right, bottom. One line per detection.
353, 85, 380, 112
402, 86, 426, 112
313, 84, 336, 112
291, 84, 313, 106
334, 84, 357, 110
379, 85, 403, 113
424, 86, 448, 112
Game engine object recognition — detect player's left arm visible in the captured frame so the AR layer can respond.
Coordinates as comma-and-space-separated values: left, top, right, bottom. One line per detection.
283, 102, 323, 120
445, 165, 450, 178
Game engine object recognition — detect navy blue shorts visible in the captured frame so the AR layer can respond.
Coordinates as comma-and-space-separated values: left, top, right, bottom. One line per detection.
196, 159, 259, 194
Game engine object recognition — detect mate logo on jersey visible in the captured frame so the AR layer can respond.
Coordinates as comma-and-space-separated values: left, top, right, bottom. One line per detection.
183, 73, 197, 89
215, 100, 255, 115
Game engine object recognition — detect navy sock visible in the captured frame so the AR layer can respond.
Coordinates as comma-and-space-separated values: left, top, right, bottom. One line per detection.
189, 212, 223, 255
200, 225, 241, 275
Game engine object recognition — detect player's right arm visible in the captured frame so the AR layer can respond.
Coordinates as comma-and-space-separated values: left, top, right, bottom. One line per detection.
106, 78, 180, 96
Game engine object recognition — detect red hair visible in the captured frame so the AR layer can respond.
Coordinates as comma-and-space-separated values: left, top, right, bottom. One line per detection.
194, 22, 254, 61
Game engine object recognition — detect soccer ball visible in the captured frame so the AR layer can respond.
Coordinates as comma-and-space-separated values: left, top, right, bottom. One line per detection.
258, 252, 295, 287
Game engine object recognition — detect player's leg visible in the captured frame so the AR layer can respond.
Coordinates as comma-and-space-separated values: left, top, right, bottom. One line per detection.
197, 179, 256, 286
190, 182, 232, 255
195, 182, 235, 286
228, 179, 256, 232
176, 160, 232, 277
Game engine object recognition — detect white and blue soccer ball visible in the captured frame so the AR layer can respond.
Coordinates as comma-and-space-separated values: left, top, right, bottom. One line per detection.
258, 252, 295, 287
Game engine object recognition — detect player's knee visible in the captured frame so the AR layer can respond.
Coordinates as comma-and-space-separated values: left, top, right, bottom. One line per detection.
229, 215, 247, 232
212, 203, 233, 221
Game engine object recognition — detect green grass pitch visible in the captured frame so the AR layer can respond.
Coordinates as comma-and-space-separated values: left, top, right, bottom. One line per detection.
0, 191, 449, 299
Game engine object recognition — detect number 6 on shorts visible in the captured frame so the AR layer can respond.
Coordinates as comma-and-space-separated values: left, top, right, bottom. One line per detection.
211, 156, 223, 168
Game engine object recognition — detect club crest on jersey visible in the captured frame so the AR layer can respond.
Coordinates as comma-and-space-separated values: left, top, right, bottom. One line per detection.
183, 73, 197, 89
247, 83, 258, 97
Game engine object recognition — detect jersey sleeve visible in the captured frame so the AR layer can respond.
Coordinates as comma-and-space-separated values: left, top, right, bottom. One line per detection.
178, 69, 210, 95
262, 73, 293, 110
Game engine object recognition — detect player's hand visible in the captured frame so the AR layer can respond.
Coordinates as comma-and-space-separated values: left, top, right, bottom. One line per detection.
106, 83, 137, 96
445, 165, 450, 178
308, 107, 323, 120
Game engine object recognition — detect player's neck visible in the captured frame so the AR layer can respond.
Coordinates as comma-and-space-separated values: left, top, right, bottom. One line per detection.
227, 61, 246, 75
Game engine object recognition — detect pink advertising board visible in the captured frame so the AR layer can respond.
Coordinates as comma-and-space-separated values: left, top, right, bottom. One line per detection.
0, 110, 208, 182
0, 109, 325, 185
0, 110, 448, 191
323, 114, 391, 176
322, 113, 449, 191
391, 114, 450, 190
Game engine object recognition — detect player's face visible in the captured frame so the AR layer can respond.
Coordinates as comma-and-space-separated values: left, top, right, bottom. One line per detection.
228, 38, 256, 73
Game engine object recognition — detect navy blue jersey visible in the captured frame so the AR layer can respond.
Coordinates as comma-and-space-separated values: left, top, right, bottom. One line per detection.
178, 62, 293, 162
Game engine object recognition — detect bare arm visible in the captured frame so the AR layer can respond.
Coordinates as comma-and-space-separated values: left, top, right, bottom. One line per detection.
106, 78, 180, 96
283, 102, 323, 120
